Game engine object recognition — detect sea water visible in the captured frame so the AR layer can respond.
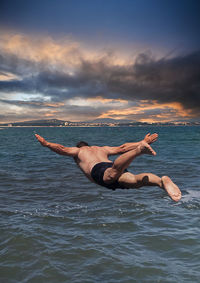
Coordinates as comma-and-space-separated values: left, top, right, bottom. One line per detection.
0, 126, 200, 282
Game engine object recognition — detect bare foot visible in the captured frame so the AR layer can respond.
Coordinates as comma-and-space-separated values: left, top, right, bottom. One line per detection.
144, 133, 158, 144
139, 141, 156, 156
161, 176, 182, 202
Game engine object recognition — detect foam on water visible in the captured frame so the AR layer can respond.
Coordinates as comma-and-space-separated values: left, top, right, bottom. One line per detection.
182, 189, 200, 201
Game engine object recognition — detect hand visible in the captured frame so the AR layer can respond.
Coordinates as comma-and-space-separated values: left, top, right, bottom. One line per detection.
144, 133, 158, 144
35, 134, 48, 146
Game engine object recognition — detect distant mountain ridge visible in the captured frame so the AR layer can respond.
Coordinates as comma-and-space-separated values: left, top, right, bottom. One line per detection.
1, 119, 67, 126
85, 118, 133, 123
1, 118, 133, 126
19, 119, 66, 125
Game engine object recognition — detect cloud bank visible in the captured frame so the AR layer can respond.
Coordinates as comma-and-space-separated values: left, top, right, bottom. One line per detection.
0, 31, 200, 122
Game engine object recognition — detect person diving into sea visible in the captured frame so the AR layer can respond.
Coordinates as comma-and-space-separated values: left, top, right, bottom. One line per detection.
35, 133, 181, 202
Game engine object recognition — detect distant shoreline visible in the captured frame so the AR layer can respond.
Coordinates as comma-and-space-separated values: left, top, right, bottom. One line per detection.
1, 118, 199, 127
0, 125, 199, 128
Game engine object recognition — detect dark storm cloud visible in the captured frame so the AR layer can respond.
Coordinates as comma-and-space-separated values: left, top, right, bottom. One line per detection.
130, 51, 200, 112
79, 51, 200, 113
0, 79, 34, 93
0, 98, 62, 108
1, 47, 200, 117
36, 50, 200, 115
0, 52, 37, 76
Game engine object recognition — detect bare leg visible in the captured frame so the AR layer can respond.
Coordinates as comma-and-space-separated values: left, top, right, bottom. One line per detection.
118, 172, 162, 188
118, 172, 182, 202
103, 141, 156, 182
114, 141, 156, 171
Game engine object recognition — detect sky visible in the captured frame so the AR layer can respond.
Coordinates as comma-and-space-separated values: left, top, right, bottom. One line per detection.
0, 0, 200, 123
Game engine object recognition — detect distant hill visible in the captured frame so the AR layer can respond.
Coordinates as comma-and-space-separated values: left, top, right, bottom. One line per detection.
2, 119, 68, 126
86, 118, 133, 123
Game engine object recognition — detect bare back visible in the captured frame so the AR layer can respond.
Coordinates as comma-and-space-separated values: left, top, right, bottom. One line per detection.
74, 146, 111, 181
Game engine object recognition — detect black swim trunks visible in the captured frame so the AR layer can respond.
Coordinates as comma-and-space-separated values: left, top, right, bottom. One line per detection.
91, 162, 128, 190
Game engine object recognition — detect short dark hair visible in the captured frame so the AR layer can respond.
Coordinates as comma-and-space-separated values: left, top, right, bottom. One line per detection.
76, 141, 89, 148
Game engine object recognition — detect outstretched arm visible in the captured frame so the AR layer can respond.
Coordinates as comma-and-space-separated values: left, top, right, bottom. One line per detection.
35, 134, 79, 157
103, 133, 158, 155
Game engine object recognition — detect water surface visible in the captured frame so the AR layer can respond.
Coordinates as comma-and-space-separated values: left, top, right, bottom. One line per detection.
0, 126, 200, 282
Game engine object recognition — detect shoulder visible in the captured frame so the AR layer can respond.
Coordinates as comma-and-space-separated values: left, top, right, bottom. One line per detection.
65, 146, 80, 156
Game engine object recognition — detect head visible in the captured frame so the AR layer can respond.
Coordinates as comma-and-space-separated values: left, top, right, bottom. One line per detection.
76, 141, 89, 148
